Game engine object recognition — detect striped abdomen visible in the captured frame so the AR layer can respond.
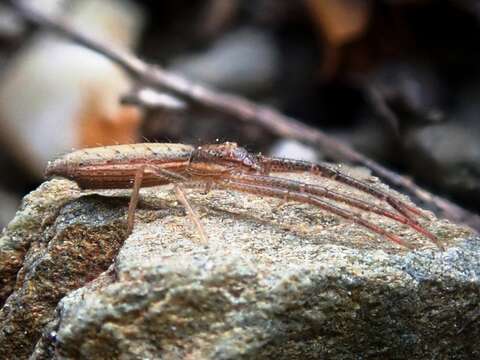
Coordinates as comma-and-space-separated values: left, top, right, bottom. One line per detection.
45, 143, 194, 189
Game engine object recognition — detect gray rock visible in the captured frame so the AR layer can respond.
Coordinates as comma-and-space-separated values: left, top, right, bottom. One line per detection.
0, 180, 80, 306
366, 61, 446, 131
403, 121, 480, 206
0, 180, 128, 359
0, 187, 20, 231
170, 27, 280, 96
0, 4, 25, 40
0, 169, 478, 359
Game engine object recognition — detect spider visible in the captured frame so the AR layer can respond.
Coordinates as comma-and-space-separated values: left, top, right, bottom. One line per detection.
45, 142, 440, 249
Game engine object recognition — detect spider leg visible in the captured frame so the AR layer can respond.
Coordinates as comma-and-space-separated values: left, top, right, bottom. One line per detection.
226, 173, 441, 248
214, 178, 414, 249
260, 157, 428, 221
144, 166, 208, 244
146, 165, 188, 183
127, 166, 145, 234
124, 165, 185, 234
174, 184, 209, 244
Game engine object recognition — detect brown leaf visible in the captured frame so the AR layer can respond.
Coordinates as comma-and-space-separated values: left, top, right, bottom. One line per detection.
305, 0, 371, 46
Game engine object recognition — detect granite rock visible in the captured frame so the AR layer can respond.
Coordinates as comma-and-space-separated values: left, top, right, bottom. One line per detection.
0, 169, 478, 359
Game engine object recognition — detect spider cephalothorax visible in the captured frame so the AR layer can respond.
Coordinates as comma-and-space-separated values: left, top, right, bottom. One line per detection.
188, 142, 262, 176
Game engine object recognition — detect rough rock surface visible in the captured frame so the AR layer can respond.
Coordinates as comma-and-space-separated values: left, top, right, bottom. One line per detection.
0, 168, 478, 359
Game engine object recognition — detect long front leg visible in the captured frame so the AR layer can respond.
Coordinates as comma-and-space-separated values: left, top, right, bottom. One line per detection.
226, 173, 440, 247
260, 156, 428, 221
214, 178, 414, 249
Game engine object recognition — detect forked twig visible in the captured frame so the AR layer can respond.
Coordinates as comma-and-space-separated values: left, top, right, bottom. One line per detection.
10, 0, 479, 230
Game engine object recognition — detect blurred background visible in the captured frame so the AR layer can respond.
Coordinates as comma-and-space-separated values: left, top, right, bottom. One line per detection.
0, 0, 479, 230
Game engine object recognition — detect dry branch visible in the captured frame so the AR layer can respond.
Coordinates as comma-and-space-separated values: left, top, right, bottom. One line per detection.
9, 0, 480, 230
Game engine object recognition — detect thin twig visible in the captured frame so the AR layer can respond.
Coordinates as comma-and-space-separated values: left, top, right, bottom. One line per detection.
10, 0, 480, 230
